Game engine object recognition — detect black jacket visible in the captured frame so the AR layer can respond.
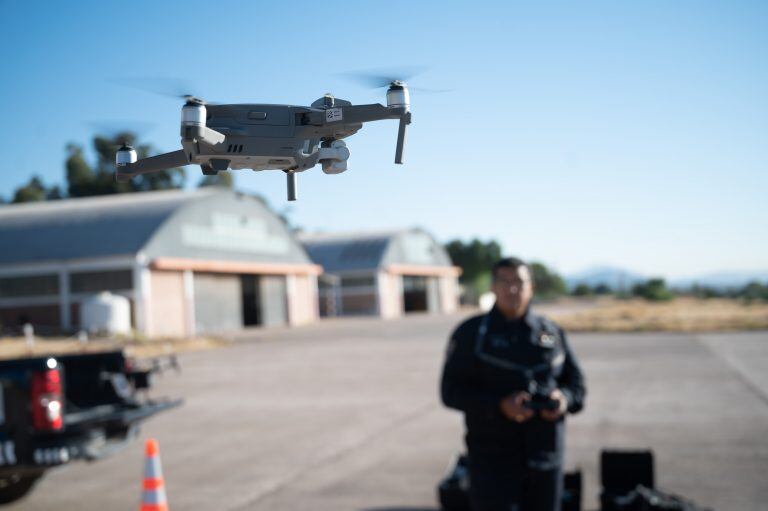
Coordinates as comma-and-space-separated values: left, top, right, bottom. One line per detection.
441, 307, 586, 437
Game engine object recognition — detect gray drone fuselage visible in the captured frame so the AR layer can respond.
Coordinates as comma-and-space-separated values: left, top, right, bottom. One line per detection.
116, 89, 411, 200
192, 101, 357, 173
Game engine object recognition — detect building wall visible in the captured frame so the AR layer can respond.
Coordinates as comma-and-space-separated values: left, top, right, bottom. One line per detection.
377, 271, 403, 319
341, 293, 378, 315
332, 272, 377, 316
147, 270, 187, 338
145, 269, 317, 336
0, 191, 322, 337
139, 191, 320, 334
377, 269, 460, 318
287, 274, 319, 326
0, 259, 136, 334
303, 230, 460, 319
0, 304, 60, 332
439, 275, 460, 314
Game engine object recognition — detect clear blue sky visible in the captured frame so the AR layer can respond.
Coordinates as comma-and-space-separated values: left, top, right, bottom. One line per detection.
1, 0, 766, 278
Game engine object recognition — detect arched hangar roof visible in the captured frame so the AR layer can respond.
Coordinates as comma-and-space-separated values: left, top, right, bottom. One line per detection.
0, 189, 312, 266
298, 228, 453, 274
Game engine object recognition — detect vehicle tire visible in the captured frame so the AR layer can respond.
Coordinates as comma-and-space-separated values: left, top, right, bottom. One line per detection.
0, 473, 42, 504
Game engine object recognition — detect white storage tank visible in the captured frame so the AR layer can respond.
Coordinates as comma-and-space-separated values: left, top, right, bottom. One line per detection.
79, 292, 131, 336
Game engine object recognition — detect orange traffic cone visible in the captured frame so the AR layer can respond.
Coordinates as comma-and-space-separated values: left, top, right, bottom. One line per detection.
140, 439, 169, 511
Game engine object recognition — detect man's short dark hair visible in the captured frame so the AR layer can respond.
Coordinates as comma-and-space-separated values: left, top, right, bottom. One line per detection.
491, 257, 528, 281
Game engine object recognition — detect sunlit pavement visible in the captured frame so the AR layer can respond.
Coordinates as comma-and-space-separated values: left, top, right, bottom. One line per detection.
9, 311, 768, 511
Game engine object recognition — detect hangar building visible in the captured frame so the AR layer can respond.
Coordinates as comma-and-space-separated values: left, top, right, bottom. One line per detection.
299, 229, 460, 318
0, 189, 320, 337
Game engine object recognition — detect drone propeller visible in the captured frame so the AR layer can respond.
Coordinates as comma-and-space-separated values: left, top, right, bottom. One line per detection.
88, 120, 154, 137
86, 121, 155, 150
338, 66, 428, 89
110, 77, 218, 105
182, 95, 209, 106
338, 67, 453, 96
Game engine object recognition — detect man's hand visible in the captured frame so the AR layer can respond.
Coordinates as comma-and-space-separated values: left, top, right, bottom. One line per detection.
499, 392, 535, 423
540, 388, 568, 422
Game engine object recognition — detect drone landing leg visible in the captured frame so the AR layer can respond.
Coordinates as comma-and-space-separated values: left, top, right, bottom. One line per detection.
286, 171, 297, 201
395, 116, 408, 164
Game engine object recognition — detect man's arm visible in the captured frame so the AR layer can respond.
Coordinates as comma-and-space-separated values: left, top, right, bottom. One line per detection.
440, 320, 506, 416
556, 328, 586, 414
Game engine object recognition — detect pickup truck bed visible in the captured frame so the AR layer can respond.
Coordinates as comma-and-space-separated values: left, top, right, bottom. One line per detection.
0, 350, 180, 504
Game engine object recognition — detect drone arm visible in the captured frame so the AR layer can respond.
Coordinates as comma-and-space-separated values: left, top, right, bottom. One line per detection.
336, 104, 406, 124
116, 150, 189, 182
318, 105, 411, 164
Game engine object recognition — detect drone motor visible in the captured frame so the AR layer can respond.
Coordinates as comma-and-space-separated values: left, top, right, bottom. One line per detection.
179, 100, 224, 148
180, 102, 206, 139
386, 81, 410, 112
116, 145, 137, 166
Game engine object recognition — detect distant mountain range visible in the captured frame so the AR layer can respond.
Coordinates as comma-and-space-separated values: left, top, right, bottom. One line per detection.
565, 266, 768, 291
565, 267, 645, 291
669, 271, 768, 290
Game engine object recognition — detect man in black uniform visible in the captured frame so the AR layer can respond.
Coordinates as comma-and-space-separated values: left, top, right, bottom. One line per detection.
441, 257, 586, 511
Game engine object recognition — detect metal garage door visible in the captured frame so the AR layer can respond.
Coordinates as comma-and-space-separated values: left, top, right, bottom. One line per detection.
193, 273, 243, 334
427, 277, 441, 313
258, 275, 288, 327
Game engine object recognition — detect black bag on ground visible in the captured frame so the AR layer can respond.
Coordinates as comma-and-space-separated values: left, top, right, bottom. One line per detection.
600, 450, 710, 511
600, 449, 655, 511
606, 485, 712, 511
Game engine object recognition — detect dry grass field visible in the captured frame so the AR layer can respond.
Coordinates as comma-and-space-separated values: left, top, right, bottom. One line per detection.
0, 298, 765, 361
549, 297, 768, 332
0, 336, 231, 361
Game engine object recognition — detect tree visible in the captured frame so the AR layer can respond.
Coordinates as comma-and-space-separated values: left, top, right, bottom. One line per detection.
46, 186, 63, 200
739, 281, 768, 303
571, 283, 593, 297
593, 283, 612, 295
65, 132, 185, 198
12, 176, 48, 203
445, 238, 503, 303
632, 278, 674, 301
445, 239, 503, 283
529, 261, 567, 299
65, 143, 96, 197
690, 283, 722, 299
6, 132, 186, 206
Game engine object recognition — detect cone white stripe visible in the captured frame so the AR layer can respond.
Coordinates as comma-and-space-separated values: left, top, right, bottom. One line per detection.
141, 489, 167, 505
143, 456, 163, 479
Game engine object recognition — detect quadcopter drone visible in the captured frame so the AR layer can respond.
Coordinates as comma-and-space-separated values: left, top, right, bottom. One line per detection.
115, 82, 412, 200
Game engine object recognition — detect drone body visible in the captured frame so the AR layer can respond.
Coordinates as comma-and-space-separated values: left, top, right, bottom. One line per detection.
116, 83, 411, 200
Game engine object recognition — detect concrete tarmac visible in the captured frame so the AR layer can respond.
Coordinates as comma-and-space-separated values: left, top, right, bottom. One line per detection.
8, 312, 768, 511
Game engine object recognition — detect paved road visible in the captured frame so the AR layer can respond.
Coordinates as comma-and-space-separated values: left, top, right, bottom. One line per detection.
9, 312, 768, 511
